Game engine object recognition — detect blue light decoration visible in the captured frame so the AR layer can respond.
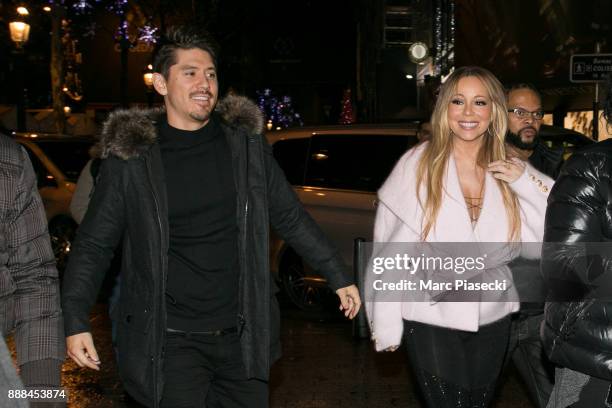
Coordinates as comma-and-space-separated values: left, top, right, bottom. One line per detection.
106, 0, 128, 13
72, 0, 93, 14
138, 24, 159, 44
256, 89, 303, 129
115, 19, 129, 42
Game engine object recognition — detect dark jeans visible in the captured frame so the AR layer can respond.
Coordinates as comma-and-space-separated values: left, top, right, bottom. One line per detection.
403, 317, 511, 408
505, 313, 554, 408
160, 330, 268, 408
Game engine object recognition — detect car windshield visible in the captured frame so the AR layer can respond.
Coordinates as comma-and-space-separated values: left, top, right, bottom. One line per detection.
35, 140, 93, 182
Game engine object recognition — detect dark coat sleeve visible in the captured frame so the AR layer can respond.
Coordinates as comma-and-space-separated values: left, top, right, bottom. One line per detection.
61, 156, 127, 336
262, 136, 353, 290
541, 148, 612, 379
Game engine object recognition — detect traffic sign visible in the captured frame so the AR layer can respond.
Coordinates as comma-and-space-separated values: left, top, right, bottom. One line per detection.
570, 54, 612, 83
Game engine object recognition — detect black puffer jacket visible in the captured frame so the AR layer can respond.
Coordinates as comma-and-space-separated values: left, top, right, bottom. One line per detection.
541, 139, 612, 380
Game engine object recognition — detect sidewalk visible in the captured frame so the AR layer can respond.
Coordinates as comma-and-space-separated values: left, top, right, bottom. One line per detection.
56, 304, 533, 407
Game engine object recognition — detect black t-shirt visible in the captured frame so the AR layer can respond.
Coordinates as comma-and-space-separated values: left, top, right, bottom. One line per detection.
158, 115, 239, 331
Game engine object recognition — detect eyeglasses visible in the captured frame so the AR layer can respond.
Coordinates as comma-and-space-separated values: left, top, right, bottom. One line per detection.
508, 108, 544, 121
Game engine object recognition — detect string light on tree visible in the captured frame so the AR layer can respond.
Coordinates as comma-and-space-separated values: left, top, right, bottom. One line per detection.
256, 88, 303, 129
115, 19, 129, 41
138, 24, 159, 44
338, 88, 356, 124
72, 0, 94, 14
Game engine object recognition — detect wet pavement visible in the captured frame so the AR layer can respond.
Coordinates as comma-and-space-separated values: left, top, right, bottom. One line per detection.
53, 299, 534, 407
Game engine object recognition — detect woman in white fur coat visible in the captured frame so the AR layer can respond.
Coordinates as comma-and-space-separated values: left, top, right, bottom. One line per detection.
365, 66, 552, 407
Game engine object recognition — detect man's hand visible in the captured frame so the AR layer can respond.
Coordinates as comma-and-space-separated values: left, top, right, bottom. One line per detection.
66, 332, 101, 371
336, 284, 361, 319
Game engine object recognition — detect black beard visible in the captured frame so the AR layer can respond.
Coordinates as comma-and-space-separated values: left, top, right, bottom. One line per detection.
506, 130, 539, 150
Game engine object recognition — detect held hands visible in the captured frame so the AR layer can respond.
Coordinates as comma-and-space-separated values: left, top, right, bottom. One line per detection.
335, 284, 361, 319
488, 157, 526, 184
66, 332, 101, 371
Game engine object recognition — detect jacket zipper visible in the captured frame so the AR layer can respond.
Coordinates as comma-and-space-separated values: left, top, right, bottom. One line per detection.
238, 199, 248, 334
237, 134, 252, 335
145, 156, 165, 408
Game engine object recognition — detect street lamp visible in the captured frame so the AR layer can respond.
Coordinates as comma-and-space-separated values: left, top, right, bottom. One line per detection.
8, 7, 31, 132
9, 22, 30, 47
143, 64, 155, 107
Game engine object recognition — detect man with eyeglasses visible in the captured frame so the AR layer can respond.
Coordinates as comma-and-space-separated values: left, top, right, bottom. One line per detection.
502, 83, 560, 408
506, 83, 564, 178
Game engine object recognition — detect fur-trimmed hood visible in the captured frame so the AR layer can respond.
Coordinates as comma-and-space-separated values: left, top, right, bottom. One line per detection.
98, 94, 265, 160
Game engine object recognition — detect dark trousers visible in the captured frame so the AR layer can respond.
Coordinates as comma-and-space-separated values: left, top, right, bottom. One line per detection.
160, 330, 268, 408
505, 313, 554, 408
403, 317, 511, 408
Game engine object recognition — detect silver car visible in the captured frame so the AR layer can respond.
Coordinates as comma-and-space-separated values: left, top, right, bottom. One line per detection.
267, 124, 419, 310
15, 133, 94, 272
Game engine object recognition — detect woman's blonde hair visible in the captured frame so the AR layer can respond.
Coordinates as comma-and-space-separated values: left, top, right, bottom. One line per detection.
416, 66, 521, 241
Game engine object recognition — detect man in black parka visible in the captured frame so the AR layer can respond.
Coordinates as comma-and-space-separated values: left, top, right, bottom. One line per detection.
61, 25, 360, 408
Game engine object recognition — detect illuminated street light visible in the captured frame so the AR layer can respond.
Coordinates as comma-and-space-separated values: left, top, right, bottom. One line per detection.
143, 64, 154, 88
143, 64, 155, 107
408, 42, 429, 64
9, 21, 30, 47
9, 7, 31, 132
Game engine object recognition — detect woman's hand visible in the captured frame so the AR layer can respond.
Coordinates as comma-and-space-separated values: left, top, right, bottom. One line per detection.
487, 157, 526, 183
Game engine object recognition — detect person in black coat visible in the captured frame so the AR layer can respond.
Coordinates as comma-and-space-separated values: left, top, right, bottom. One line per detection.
61, 25, 361, 408
541, 76, 612, 407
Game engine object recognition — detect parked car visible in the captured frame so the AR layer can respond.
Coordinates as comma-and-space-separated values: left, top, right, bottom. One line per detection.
267, 124, 420, 310
267, 123, 594, 311
538, 124, 594, 158
14, 133, 94, 272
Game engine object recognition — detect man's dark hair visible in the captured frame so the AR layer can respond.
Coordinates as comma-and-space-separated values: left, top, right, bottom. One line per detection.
506, 83, 542, 102
604, 75, 612, 124
152, 25, 218, 78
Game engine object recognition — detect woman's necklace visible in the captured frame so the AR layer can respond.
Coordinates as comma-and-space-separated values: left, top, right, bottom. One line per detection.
464, 179, 485, 225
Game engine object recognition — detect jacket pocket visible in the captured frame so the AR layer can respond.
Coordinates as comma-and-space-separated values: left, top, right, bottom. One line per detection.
115, 302, 154, 399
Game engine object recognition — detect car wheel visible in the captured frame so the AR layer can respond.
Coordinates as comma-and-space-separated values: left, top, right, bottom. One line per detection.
280, 250, 330, 312
49, 217, 77, 276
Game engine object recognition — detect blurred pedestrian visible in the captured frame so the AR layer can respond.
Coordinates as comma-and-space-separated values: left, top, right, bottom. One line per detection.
61, 25, 360, 408
69, 148, 101, 225
366, 66, 552, 407
0, 133, 65, 399
541, 76, 612, 407
502, 83, 558, 408
416, 121, 432, 143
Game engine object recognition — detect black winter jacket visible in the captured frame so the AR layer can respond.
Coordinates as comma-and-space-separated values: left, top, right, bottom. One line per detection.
541, 139, 612, 380
61, 95, 352, 407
